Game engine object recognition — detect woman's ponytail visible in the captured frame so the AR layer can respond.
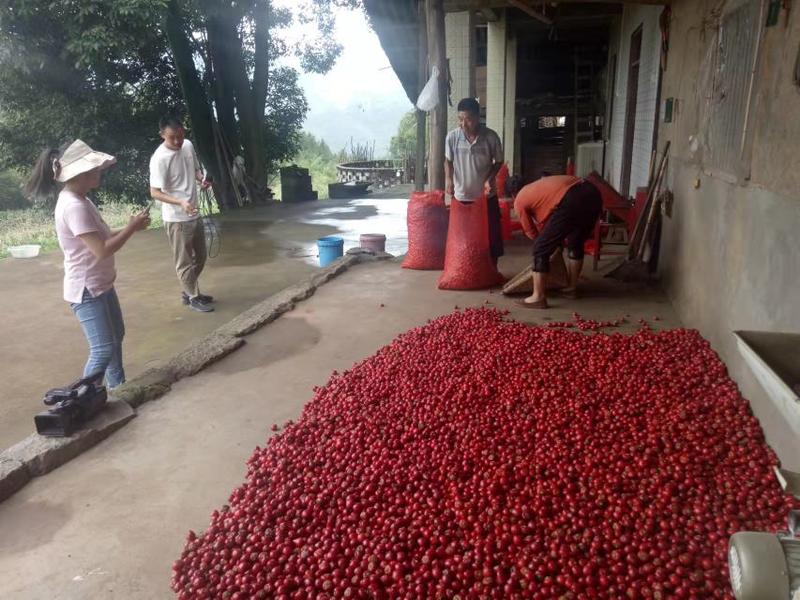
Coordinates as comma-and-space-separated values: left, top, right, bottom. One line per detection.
24, 147, 62, 200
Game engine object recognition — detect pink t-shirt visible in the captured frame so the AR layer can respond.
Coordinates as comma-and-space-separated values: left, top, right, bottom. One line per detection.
54, 190, 116, 304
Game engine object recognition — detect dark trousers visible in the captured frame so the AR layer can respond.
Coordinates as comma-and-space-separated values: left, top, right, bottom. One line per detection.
487, 194, 504, 259
532, 181, 602, 272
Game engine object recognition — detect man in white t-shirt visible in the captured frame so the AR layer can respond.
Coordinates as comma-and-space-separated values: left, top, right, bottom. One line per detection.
149, 115, 214, 313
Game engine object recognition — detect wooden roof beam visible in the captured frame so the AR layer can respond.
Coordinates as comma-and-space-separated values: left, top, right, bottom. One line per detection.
547, 0, 668, 3
508, 0, 553, 24
443, 1, 669, 11
481, 7, 500, 21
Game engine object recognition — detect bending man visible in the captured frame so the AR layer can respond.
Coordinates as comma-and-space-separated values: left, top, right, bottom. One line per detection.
514, 176, 602, 308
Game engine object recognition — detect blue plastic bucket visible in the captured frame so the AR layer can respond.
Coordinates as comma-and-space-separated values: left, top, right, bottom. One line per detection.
317, 236, 344, 267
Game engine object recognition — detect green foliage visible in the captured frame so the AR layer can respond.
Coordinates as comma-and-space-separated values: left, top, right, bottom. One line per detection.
0, 0, 357, 207
389, 110, 419, 160
0, 200, 164, 258
272, 132, 338, 200
295, 0, 362, 73
264, 67, 309, 175
337, 138, 376, 163
0, 169, 27, 210
0, 0, 180, 204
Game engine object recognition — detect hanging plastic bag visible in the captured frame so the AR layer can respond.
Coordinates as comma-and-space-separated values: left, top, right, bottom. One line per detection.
438, 196, 505, 290
416, 66, 440, 112
403, 191, 449, 270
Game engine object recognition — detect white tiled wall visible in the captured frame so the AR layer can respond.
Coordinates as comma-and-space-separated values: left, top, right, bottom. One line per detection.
446, 11, 474, 130
486, 14, 507, 137
485, 12, 516, 172
503, 35, 517, 174
607, 6, 663, 196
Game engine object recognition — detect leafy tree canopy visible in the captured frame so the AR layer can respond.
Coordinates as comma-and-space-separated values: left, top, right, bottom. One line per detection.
0, 0, 360, 208
389, 110, 419, 161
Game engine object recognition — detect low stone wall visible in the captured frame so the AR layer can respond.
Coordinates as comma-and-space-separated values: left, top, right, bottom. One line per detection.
337, 160, 407, 188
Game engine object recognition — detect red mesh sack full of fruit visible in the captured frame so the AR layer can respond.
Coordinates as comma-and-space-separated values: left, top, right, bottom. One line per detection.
402, 191, 449, 270
496, 163, 509, 198
438, 196, 506, 290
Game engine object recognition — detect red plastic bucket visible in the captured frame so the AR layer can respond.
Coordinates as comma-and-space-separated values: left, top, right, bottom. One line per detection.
359, 233, 386, 253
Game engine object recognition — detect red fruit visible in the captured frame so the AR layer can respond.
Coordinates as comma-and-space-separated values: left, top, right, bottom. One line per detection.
171, 309, 797, 599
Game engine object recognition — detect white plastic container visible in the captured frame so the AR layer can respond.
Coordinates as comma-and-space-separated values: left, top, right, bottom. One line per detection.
8, 244, 41, 258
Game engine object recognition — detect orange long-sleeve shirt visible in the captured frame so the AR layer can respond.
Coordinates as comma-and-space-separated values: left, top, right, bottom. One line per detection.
513, 176, 582, 237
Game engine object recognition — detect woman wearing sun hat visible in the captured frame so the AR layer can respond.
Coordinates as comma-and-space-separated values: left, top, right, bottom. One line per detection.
25, 140, 150, 389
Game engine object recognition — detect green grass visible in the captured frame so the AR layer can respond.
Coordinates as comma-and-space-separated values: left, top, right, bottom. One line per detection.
0, 201, 165, 259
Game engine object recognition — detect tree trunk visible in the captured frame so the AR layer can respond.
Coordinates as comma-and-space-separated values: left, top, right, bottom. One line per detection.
253, 2, 271, 122
425, 0, 447, 191
415, 0, 427, 192
206, 15, 241, 156
209, 7, 268, 200
164, 0, 237, 209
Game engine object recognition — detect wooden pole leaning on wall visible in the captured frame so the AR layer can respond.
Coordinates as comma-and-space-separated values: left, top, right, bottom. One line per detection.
426, 0, 447, 192
415, 0, 428, 192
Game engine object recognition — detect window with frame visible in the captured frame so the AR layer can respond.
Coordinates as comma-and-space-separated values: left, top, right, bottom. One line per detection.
538, 116, 567, 129
705, 0, 764, 178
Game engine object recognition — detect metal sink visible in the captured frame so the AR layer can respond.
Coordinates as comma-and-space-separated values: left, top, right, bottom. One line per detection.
734, 331, 800, 417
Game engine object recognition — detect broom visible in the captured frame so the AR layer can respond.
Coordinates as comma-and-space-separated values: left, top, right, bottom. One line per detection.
503, 249, 568, 295
606, 141, 670, 282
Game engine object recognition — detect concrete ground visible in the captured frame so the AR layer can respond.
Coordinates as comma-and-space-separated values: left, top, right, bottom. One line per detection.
0, 188, 410, 449
0, 239, 679, 599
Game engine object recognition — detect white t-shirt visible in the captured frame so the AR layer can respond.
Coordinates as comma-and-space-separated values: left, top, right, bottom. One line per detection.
149, 139, 201, 223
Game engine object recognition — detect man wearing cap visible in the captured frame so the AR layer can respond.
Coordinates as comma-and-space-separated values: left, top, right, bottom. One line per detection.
444, 97, 505, 265
149, 115, 214, 313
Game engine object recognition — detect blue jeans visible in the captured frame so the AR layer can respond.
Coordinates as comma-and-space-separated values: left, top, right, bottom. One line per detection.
70, 287, 126, 388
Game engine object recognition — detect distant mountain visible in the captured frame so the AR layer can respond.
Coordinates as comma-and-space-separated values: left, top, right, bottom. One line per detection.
302, 95, 413, 158
291, 7, 413, 159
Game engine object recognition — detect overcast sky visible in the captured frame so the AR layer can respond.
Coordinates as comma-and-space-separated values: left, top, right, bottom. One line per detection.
275, 3, 413, 156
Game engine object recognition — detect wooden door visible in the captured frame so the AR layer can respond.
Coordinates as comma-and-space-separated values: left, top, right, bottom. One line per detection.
620, 26, 643, 198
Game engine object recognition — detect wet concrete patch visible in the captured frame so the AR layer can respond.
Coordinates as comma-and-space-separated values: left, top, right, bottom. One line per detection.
214, 315, 322, 375
0, 499, 73, 552
203, 220, 278, 267
297, 197, 408, 264
307, 204, 379, 221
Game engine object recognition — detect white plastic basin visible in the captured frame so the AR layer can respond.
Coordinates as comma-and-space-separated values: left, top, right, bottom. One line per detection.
8, 244, 41, 258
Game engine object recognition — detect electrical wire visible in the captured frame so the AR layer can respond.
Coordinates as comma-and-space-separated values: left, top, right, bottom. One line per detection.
198, 186, 221, 259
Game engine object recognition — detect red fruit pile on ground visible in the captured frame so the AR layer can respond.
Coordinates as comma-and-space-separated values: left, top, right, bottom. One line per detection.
172, 309, 796, 600
546, 312, 625, 331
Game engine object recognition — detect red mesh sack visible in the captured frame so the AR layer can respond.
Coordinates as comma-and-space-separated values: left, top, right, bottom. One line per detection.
438, 196, 506, 290
496, 163, 509, 198
402, 191, 449, 270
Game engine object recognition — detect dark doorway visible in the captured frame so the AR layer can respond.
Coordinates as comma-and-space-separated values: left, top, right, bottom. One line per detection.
620, 26, 642, 198
520, 115, 570, 182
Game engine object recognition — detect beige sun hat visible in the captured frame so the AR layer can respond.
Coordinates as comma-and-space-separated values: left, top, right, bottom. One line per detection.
54, 139, 117, 183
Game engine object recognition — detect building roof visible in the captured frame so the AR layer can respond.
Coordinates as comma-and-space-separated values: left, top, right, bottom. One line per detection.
362, 0, 421, 104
